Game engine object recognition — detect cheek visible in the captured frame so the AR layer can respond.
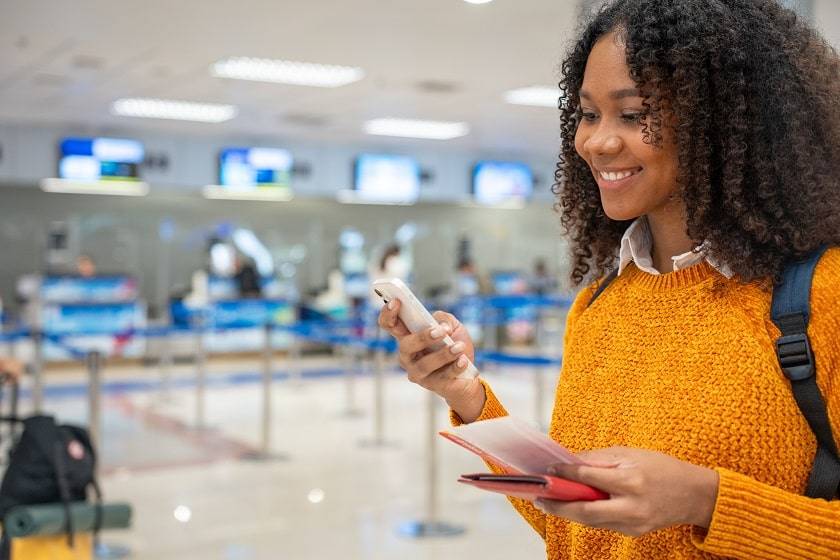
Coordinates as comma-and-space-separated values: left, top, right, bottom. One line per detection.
633, 147, 680, 210
649, 146, 680, 191
574, 128, 588, 161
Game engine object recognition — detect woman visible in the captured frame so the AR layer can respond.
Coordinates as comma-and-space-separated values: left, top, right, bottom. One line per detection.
378, 0, 840, 558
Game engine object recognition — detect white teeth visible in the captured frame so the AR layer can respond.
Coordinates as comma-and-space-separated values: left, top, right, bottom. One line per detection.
599, 169, 637, 181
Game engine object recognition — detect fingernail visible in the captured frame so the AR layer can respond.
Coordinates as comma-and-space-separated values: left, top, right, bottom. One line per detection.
388, 301, 396, 310
450, 342, 465, 354
441, 323, 451, 333
430, 328, 443, 338
457, 355, 468, 368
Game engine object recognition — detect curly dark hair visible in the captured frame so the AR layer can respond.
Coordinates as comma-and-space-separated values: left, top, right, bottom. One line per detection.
554, 0, 840, 285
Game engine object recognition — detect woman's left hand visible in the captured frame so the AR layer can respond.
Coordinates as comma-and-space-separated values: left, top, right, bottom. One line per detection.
534, 447, 719, 537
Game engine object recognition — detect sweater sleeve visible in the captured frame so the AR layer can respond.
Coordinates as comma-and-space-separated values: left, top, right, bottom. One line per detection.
447, 281, 600, 541
692, 248, 840, 559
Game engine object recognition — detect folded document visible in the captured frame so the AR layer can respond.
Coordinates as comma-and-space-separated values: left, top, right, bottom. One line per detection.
440, 416, 609, 501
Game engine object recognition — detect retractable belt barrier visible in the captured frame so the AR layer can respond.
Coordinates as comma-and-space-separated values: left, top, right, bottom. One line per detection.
3, 295, 569, 544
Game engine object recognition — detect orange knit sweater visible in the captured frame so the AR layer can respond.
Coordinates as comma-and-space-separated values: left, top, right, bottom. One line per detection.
454, 248, 840, 559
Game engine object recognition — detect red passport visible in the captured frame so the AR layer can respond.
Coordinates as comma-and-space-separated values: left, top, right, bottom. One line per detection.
458, 473, 608, 501
440, 416, 609, 502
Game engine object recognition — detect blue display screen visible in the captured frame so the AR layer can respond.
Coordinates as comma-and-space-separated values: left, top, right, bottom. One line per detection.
41, 276, 139, 303
354, 154, 420, 203
42, 302, 142, 335
472, 161, 533, 205
219, 147, 293, 189
58, 137, 144, 182
169, 299, 293, 328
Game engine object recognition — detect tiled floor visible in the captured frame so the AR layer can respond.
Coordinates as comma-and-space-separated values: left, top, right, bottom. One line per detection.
11, 352, 559, 559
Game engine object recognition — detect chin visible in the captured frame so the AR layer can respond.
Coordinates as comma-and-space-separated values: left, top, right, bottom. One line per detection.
600, 201, 643, 222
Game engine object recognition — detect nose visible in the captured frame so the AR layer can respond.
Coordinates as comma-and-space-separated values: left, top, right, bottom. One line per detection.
584, 128, 623, 156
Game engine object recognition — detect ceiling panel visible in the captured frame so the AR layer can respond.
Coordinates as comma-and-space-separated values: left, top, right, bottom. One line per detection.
23, 0, 828, 159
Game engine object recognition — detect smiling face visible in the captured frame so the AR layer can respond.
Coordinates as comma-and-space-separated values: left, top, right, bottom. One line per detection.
574, 31, 681, 222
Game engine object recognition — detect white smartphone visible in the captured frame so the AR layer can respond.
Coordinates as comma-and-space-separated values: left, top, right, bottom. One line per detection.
372, 278, 479, 380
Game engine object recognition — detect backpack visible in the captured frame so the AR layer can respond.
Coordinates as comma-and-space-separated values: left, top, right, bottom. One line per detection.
0, 414, 103, 553
587, 246, 839, 500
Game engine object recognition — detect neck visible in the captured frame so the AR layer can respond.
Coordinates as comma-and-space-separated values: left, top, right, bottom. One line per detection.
646, 207, 694, 274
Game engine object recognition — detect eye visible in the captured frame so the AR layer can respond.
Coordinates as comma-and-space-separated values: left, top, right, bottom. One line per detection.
580, 112, 598, 122
621, 112, 642, 123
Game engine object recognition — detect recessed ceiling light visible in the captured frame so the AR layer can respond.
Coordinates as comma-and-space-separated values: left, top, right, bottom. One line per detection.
363, 118, 469, 140
111, 98, 237, 123
464, 0, 494, 4
212, 57, 364, 88
503, 86, 560, 108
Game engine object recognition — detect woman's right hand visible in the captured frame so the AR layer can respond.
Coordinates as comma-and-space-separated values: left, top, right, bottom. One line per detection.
378, 299, 486, 422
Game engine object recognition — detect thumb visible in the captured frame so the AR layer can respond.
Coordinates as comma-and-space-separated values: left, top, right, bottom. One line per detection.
575, 447, 626, 468
576, 459, 620, 468
546, 463, 625, 494
547, 460, 616, 475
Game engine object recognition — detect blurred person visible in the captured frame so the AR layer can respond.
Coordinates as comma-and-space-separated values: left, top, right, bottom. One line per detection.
184, 268, 209, 309
366, 244, 411, 338
0, 357, 22, 383
380, 1, 840, 558
234, 256, 262, 299
368, 245, 409, 304
456, 258, 491, 295
75, 255, 96, 278
376, 245, 409, 282
530, 259, 557, 296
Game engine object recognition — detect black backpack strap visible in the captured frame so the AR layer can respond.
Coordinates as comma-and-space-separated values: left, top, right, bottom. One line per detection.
52, 442, 76, 547
771, 246, 839, 500
587, 268, 618, 308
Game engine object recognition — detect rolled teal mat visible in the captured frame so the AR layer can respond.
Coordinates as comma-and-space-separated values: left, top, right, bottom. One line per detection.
4, 502, 132, 538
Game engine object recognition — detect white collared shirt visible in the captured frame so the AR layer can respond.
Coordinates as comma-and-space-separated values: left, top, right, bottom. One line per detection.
618, 216, 733, 277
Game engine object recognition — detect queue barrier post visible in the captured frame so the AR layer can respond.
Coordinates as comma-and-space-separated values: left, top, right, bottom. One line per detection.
288, 330, 303, 388
32, 331, 45, 413
396, 391, 465, 538
192, 314, 208, 430
533, 365, 546, 431
158, 326, 174, 402
243, 322, 289, 462
359, 334, 399, 449
85, 350, 103, 456
82, 346, 136, 559
340, 330, 364, 418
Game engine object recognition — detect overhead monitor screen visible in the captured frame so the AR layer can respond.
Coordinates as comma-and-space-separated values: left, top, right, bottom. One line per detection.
58, 137, 144, 182
353, 154, 420, 204
471, 161, 533, 205
219, 147, 293, 191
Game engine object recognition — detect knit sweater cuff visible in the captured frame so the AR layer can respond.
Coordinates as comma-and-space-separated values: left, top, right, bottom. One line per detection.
692, 467, 840, 559
449, 378, 508, 426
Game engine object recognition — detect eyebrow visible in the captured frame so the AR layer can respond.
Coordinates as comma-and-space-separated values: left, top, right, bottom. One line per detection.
579, 88, 642, 101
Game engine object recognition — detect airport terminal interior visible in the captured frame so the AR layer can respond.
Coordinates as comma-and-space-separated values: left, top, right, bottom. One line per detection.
0, 0, 838, 559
